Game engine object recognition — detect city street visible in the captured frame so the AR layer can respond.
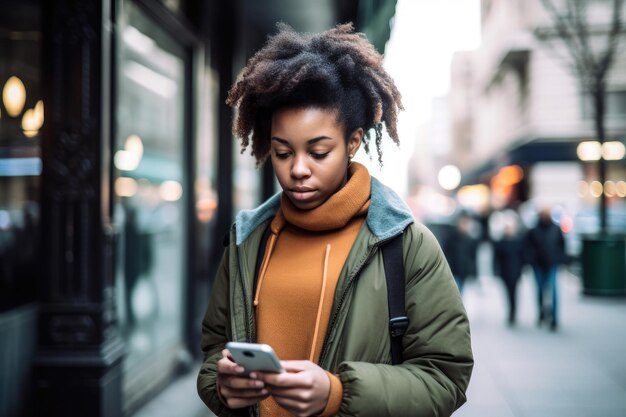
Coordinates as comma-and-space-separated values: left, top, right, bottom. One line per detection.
455, 245, 626, 417
133, 245, 626, 417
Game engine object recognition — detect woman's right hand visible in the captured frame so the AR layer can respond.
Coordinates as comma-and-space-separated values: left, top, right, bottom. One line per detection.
217, 349, 269, 409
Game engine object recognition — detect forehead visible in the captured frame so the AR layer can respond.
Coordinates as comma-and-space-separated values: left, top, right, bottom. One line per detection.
271, 106, 342, 133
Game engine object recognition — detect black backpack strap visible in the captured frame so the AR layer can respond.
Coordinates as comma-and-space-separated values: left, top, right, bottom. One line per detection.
253, 225, 272, 295
382, 233, 408, 365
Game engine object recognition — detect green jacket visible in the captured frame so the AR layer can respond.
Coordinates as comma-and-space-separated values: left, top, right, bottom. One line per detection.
197, 178, 473, 417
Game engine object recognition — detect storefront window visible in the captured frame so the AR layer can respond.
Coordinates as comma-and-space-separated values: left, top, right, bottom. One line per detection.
233, 151, 261, 212
0, 1, 42, 311
114, 0, 188, 392
194, 70, 218, 282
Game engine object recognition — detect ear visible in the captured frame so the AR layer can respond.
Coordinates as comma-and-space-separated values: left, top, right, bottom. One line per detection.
347, 128, 364, 158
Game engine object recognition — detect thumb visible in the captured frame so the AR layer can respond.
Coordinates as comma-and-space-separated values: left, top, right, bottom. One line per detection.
281, 360, 316, 372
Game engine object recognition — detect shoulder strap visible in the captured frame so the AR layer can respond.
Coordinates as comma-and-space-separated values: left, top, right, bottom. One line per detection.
382, 233, 408, 365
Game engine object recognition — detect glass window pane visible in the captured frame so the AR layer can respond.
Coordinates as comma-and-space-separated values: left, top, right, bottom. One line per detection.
233, 152, 261, 212
114, 1, 187, 371
194, 71, 218, 280
0, 1, 42, 311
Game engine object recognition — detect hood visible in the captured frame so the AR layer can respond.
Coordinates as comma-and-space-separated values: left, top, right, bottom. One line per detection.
235, 176, 414, 245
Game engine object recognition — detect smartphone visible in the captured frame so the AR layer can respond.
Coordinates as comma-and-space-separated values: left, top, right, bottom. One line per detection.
225, 342, 284, 374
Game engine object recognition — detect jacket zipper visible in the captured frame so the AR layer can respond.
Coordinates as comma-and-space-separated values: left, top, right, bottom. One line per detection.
318, 234, 399, 365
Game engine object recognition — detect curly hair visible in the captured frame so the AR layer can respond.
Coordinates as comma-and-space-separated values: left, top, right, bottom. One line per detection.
226, 22, 404, 167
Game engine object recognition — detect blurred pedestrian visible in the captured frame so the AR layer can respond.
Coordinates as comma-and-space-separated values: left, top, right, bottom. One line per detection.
443, 214, 479, 294
493, 212, 525, 326
526, 207, 566, 331
197, 23, 473, 417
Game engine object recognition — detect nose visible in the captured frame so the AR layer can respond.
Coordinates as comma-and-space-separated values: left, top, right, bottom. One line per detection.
291, 154, 311, 179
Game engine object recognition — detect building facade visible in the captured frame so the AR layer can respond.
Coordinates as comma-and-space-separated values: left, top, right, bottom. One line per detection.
0, 1, 397, 416
448, 0, 626, 240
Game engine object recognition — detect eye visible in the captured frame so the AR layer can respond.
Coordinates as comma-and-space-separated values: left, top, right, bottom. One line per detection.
310, 152, 330, 160
274, 151, 291, 159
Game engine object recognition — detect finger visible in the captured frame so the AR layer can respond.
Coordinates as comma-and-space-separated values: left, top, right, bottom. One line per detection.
217, 360, 245, 375
271, 396, 314, 417
220, 385, 269, 399
218, 376, 269, 403
224, 394, 269, 409
222, 348, 236, 362
267, 386, 313, 400
220, 349, 239, 367
219, 374, 265, 390
217, 355, 245, 375
280, 360, 316, 372
260, 371, 315, 389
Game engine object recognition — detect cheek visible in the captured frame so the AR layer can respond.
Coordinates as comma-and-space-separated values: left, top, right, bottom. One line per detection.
321, 161, 348, 187
271, 158, 289, 185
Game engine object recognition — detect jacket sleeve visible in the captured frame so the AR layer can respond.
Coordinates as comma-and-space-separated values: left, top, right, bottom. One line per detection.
337, 223, 474, 417
196, 247, 250, 417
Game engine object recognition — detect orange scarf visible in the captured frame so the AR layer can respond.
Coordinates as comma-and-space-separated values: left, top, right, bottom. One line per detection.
255, 162, 370, 417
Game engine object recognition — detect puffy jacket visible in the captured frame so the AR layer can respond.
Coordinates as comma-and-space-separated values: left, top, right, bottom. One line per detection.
197, 178, 473, 417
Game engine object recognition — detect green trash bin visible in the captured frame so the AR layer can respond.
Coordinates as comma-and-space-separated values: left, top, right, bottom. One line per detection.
581, 234, 626, 296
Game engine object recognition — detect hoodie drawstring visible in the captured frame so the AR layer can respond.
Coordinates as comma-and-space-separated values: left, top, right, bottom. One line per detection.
254, 233, 278, 307
254, 237, 331, 363
310, 244, 331, 362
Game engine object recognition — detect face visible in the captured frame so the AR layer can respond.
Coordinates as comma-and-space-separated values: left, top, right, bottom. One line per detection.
270, 107, 362, 210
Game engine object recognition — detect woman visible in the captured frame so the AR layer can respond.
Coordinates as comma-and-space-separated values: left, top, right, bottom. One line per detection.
197, 23, 473, 417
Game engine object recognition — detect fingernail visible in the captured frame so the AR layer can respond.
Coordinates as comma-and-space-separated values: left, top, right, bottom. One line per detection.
249, 372, 257, 379
254, 380, 264, 388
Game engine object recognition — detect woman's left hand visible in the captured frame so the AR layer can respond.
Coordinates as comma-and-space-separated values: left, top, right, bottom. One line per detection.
256, 360, 330, 417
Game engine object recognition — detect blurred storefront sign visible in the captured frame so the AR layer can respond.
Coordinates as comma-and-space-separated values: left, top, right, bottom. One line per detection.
460, 139, 578, 187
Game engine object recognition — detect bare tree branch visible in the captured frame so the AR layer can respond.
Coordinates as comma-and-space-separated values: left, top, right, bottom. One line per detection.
596, 0, 625, 79
538, 0, 593, 83
541, 0, 589, 67
535, 32, 583, 76
570, 0, 597, 74
538, 0, 625, 87
536, 0, 625, 235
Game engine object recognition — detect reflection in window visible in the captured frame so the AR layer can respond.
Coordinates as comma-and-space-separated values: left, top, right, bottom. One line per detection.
233, 151, 261, 212
0, 1, 42, 311
114, 1, 187, 384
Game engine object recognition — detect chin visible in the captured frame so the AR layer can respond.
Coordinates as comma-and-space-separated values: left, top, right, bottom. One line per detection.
287, 196, 321, 210
291, 201, 318, 210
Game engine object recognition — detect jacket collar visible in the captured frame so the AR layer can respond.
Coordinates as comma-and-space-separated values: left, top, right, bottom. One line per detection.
235, 177, 414, 245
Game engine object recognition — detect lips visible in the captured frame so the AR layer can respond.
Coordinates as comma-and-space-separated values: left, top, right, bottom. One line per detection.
288, 186, 316, 201
290, 186, 315, 193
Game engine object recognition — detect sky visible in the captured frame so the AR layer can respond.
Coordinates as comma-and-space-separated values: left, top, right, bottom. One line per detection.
354, 0, 482, 197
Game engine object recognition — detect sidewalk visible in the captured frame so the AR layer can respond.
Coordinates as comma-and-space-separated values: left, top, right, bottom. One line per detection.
133, 252, 626, 417
454, 264, 626, 417
130, 367, 214, 417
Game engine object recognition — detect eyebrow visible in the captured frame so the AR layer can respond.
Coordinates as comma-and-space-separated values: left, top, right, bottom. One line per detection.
271, 136, 333, 146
